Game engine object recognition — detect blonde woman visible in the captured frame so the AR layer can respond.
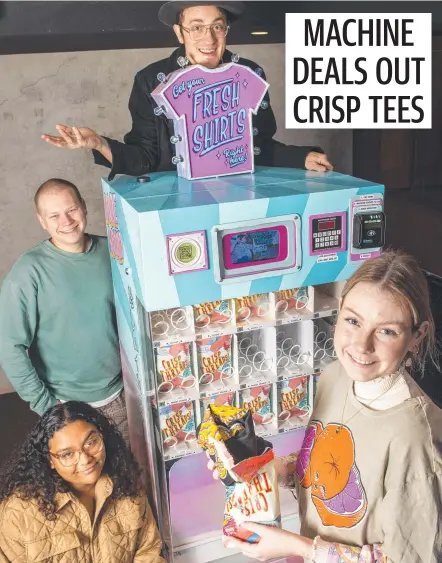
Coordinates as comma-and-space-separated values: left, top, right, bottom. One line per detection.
210, 251, 442, 562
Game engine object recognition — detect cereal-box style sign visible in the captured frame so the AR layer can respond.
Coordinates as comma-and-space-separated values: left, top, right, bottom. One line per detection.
151, 63, 269, 181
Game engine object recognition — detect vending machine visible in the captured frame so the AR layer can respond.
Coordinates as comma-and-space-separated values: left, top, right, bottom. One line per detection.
102, 62, 385, 563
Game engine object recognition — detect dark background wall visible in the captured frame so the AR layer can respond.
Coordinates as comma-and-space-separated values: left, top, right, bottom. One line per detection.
0, 1, 441, 54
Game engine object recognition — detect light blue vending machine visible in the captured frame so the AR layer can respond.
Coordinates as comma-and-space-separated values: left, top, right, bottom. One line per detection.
102, 165, 385, 563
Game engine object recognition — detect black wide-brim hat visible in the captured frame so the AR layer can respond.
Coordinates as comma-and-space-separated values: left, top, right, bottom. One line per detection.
158, 1, 245, 26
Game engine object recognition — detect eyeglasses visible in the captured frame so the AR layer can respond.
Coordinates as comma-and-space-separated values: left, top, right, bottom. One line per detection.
50, 434, 104, 467
180, 23, 229, 42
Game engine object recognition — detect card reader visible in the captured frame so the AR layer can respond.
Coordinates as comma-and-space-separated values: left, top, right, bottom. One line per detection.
352, 212, 385, 249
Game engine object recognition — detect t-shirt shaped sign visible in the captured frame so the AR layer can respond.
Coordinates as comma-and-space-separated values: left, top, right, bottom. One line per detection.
152, 63, 269, 180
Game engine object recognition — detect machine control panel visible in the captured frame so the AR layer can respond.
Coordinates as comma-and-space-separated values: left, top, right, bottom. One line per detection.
352, 212, 385, 249
309, 212, 347, 256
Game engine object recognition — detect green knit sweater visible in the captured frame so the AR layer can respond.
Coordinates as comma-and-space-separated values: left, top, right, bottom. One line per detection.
0, 235, 122, 414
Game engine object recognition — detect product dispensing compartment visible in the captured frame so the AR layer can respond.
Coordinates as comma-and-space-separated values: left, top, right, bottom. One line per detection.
352, 212, 386, 249
212, 215, 302, 284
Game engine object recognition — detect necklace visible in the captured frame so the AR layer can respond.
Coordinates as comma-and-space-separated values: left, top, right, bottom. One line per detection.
336, 368, 403, 434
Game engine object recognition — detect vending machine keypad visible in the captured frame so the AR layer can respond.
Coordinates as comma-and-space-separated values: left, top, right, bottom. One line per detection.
309, 213, 347, 256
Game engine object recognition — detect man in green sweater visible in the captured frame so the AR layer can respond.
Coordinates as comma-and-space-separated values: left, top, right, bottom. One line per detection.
0, 178, 128, 441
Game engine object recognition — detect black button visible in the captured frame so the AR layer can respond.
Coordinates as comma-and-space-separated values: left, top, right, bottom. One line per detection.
137, 175, 151, 183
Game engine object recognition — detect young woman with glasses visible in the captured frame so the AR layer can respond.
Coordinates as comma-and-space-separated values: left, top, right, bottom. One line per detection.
0, 402, 165, 563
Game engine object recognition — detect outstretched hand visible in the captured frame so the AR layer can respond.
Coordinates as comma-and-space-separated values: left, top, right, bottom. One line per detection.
41, 124, 103, 151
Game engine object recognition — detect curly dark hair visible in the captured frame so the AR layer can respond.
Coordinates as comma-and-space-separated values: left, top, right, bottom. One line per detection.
0, 401, 141, 520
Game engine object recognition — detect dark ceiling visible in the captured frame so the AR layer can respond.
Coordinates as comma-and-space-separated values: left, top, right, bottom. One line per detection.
0, 1, 441, 55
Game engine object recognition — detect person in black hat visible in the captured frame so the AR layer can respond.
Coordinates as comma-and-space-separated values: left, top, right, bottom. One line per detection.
41, 1, 333, 177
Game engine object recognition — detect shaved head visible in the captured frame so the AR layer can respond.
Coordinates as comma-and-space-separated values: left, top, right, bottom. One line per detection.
34, 178, 84, 212
35, 178, 88, 253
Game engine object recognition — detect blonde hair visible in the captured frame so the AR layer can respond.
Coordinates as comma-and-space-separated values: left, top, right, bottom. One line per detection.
341, 250, 438, 374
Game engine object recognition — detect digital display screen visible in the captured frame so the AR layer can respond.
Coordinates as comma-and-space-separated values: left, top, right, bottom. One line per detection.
318, 219, 336, 231
363, 221, 380, 229
229, 229, 280, 265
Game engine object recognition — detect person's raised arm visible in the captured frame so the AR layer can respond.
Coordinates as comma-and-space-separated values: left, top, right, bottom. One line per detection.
42, 72, 163, 179
42, 125, 113, 164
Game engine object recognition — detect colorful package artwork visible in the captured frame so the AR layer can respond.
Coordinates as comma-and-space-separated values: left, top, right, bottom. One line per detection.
156, 343, 195, 393
277, 376, 310, 423
103, 191, 124, 265
235, 293, 272, 326
197, 406, 281, 543
194, 300, 232, 329
274, 288, 309, 312
151, 63, 269, 180
159, 401, 196, 448
240, 384, 274, 426
196, 335, 233, 384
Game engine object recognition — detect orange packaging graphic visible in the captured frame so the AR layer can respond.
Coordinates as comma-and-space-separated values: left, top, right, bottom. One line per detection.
156, 343, 195, 393
159, 401, 196, 449
277, 376, 310, 423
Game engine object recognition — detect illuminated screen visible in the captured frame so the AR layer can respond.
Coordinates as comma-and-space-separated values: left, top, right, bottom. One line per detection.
319, 219, 336, 231
229, 229, 280, 265
364, 222, 380, 229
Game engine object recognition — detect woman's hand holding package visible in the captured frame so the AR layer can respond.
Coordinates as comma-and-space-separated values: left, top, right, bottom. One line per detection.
224, 522, 313, 561
198, 406, 281, 544
206, 451, 221, 479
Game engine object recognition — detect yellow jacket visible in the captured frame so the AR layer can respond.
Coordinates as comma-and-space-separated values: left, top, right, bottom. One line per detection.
0, 475, 165, 563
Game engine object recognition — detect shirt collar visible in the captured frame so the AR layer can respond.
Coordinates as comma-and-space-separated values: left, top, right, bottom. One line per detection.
54, 474, 113, 512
